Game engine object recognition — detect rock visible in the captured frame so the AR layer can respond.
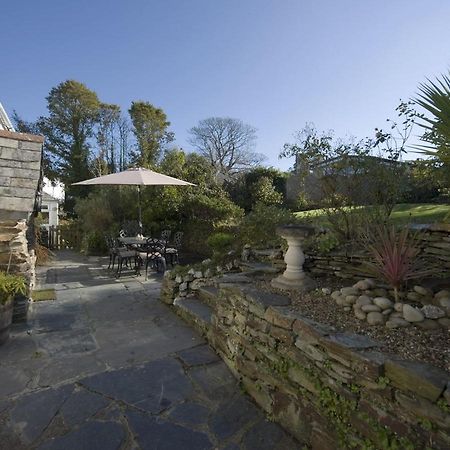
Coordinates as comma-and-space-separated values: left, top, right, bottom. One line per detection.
438, 297, 450, 309
343, 306, 351, 312
373, 297, 394, 310
416, 319, 440, 330
382, 308, 393, 316
321, 287, 332, 295
194, 271, 203, 279
390, 311, 403, 318
435, 290, 450, 300
179, 282, 188, 292
407, 292, 422, 302
363, 290, 376, 297
331, 291, 341, 301
372, 288, 388, 297
341, 287, 359, 296
394, 302, 404, 312
361, 304, 381, 313
386, 318, 410, 328
437, 317, 450, 328
344, 295, 358, 305
414, 285, 432, 296
175, 275, 183, 283
353, 279, 373, 290
356, 295, 372, 307
367, 312, 384, 325
403, 304, 425, 323
354, 310, 366, 321
421, 305, 445, 319
335, 296, 345, 306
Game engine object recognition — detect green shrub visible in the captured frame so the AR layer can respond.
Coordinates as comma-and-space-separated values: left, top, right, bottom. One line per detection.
81, 231, 108, 255
0, 272, 27, 304
313, 232, 340, 254
238, 203, 297, 249
207, 232, 235, 255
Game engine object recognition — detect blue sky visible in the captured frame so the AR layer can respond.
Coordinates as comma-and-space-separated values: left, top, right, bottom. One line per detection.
2, 0, 449, 170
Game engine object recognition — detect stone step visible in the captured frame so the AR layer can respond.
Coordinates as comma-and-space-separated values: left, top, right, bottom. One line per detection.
197, 286, 219, 306
239, 262, 279, 276
173, 296, 213, 335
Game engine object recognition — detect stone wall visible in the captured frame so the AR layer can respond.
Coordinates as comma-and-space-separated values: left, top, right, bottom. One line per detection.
0, 130, 44, 290
303, 224, 450, 280
161, 277, 450, 449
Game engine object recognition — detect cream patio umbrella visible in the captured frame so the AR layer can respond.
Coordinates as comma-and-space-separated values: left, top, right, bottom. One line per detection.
73, 167, 195, 234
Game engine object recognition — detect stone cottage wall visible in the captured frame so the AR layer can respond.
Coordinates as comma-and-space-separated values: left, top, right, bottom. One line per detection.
207, 283, 449, 449
0, 130, 44, 289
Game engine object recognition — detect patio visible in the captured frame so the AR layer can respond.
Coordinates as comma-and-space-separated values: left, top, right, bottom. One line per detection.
0, 251, 297, 449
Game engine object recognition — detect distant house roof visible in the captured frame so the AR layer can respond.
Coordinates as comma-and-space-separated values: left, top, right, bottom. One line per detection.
311, 154, 406, 170
41, 192, 59, 202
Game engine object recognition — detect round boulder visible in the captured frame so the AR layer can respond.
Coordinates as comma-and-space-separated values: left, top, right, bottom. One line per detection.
361, 304, 381, 313
373, 297, 394, 310
367, 312, 384, 325
403, 304, 425, 323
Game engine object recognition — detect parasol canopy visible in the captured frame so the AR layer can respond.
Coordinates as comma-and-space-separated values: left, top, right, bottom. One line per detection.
73, 167, 195, 234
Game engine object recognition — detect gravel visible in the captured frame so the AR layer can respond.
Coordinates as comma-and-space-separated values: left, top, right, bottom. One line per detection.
257, 276, 449, 372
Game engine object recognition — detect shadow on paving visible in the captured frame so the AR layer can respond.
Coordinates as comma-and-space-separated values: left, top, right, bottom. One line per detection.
0, 250, 299, 449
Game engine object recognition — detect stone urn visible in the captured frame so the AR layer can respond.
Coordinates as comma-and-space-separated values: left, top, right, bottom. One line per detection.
271, 224, 316, 291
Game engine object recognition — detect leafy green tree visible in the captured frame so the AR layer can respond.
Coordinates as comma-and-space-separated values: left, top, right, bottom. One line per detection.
414, 72, 450, 185
37, 80, 101, 213
225, 167, 287, 211
128, 101, 174, 167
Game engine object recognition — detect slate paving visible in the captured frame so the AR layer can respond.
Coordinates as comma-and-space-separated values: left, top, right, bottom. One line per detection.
0, 251, 299, 449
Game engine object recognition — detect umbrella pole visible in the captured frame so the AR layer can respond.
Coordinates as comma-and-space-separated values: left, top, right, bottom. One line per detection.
137, 185, 143, 235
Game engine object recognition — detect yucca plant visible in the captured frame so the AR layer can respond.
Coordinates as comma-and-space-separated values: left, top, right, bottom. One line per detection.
361, 226, 432, 302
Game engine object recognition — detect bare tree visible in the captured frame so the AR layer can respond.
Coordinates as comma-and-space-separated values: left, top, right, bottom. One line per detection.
188, 117, 263, 179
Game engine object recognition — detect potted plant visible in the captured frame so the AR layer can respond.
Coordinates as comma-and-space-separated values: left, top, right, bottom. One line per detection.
0, 272, 26, 345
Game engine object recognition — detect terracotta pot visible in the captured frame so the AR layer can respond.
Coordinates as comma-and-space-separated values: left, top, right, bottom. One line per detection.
0, 296, 13, 345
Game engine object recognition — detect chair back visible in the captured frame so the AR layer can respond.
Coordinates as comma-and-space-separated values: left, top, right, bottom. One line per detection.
160, 230, 172, 242
145, 238, 165, 254
122, 220, 140, 237
173, 231, 183, 249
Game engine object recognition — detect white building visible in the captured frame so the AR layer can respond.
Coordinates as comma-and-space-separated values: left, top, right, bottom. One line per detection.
40, 192, 60, 228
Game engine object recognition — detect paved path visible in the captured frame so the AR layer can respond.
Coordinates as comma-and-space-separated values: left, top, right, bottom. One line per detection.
0, 251, 298, 450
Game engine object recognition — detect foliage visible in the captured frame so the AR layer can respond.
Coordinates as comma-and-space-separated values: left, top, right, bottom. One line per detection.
74, 190, 115, 233
0, 272, 27, 304
129, 101, 174, 167
238, 203, 297, 248
188, 117, 264, 180
311, 232, 340, 254
281, 108, 416, 240
402, 159, 442, 203
414, 72, 450, 185
81, 231, 108, 256
361, 226, 432, 300
37, 80, 101, 213
206, 232, 235, 256
225, 167, 287, 211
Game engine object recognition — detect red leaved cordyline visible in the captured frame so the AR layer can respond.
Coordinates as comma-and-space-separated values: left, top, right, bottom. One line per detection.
362, 225, 432, 302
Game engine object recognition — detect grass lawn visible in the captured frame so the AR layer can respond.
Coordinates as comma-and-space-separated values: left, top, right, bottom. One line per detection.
295, 203, 450, 226
32, 289, 56, 301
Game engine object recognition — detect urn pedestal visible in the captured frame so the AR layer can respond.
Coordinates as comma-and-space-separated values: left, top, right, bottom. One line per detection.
271, 224, 316, 292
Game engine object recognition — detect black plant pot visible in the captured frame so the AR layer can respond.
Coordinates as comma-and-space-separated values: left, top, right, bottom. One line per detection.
13, 294, 30, 323
0, 297, 13, 345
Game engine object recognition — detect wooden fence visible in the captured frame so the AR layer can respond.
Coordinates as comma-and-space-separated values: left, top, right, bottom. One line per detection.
41, 224, 83, 250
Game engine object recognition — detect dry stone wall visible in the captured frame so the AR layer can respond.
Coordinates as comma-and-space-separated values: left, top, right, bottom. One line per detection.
161, 276, 450, 449
303, 224, 450, 280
